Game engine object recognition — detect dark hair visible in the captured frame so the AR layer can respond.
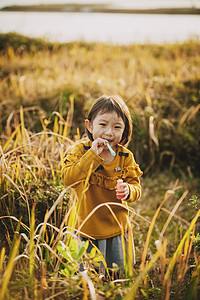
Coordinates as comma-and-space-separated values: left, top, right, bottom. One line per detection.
86, 95, 132, 146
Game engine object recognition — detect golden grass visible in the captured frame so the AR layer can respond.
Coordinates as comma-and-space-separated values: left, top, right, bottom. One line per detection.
1, 34, 200, 177
0, 34, 200, 298
0, 236, 21, 299
0, 106, 199, 299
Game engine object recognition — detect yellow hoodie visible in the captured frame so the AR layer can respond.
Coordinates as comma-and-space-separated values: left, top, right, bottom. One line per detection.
62, 140, 143, 239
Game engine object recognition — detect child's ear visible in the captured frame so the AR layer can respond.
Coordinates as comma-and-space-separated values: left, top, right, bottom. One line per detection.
85, 119, 93, 133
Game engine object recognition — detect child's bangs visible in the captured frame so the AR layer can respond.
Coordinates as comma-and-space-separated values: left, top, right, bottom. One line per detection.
98, 100, 125, 121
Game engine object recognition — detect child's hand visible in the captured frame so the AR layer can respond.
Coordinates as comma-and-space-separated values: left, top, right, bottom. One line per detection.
115, 182, 130, 201
91, 138, 107, 155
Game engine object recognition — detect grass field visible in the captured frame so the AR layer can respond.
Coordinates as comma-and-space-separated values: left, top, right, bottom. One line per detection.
0, 33, 200, 299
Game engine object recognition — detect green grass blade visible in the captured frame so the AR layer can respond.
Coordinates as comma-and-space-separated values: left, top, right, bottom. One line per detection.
30, 203, 36, 280
0, 247, 5, 279
0, 236, 21, 299
163, 209, 200, 292
20, 106, 27, 152
124, 251, 160, 300
161, 190, 189, 237
8, 217, 21, 260
140, 190, 171, 271
2, 125, 19, 152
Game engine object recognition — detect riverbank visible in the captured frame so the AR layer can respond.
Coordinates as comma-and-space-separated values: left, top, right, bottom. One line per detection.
1, 3, 200, 14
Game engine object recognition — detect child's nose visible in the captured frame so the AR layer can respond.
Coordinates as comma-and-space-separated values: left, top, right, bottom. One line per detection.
105, 126, 113, 135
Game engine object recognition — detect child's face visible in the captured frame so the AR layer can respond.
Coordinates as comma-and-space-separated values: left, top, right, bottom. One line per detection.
86, 111, 125, 147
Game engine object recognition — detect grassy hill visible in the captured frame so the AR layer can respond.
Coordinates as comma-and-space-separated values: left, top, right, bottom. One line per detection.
0, 33, 200, 299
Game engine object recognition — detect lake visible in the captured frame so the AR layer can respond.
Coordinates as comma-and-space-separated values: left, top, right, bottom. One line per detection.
0, 11, 200, 44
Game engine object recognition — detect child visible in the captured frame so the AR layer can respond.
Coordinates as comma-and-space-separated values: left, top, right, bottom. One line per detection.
62, 95, 142, 275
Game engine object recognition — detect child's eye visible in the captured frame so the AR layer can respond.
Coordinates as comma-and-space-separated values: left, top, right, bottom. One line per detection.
115, 126, 122, 129
100, 123, 106, 126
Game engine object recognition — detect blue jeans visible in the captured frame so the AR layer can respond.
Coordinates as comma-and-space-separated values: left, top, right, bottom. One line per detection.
79, 232, 135, 273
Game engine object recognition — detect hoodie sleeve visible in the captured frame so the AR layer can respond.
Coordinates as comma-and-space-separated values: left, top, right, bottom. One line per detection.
122, 152, 143, 203
61, 143, 104, 187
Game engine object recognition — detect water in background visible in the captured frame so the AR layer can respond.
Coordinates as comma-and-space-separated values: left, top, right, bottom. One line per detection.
0, 10, 200, 44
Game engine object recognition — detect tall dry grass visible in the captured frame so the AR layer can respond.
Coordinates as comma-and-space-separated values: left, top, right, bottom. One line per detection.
0, 33, 200, 298
0, 105, 199, 299
0, 33, 200, 176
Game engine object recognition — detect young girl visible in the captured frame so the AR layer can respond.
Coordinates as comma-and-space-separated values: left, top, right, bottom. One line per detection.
62, 95, 142, 274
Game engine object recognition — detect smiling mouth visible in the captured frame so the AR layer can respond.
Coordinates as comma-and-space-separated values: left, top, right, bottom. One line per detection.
106, 140, 114, 143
